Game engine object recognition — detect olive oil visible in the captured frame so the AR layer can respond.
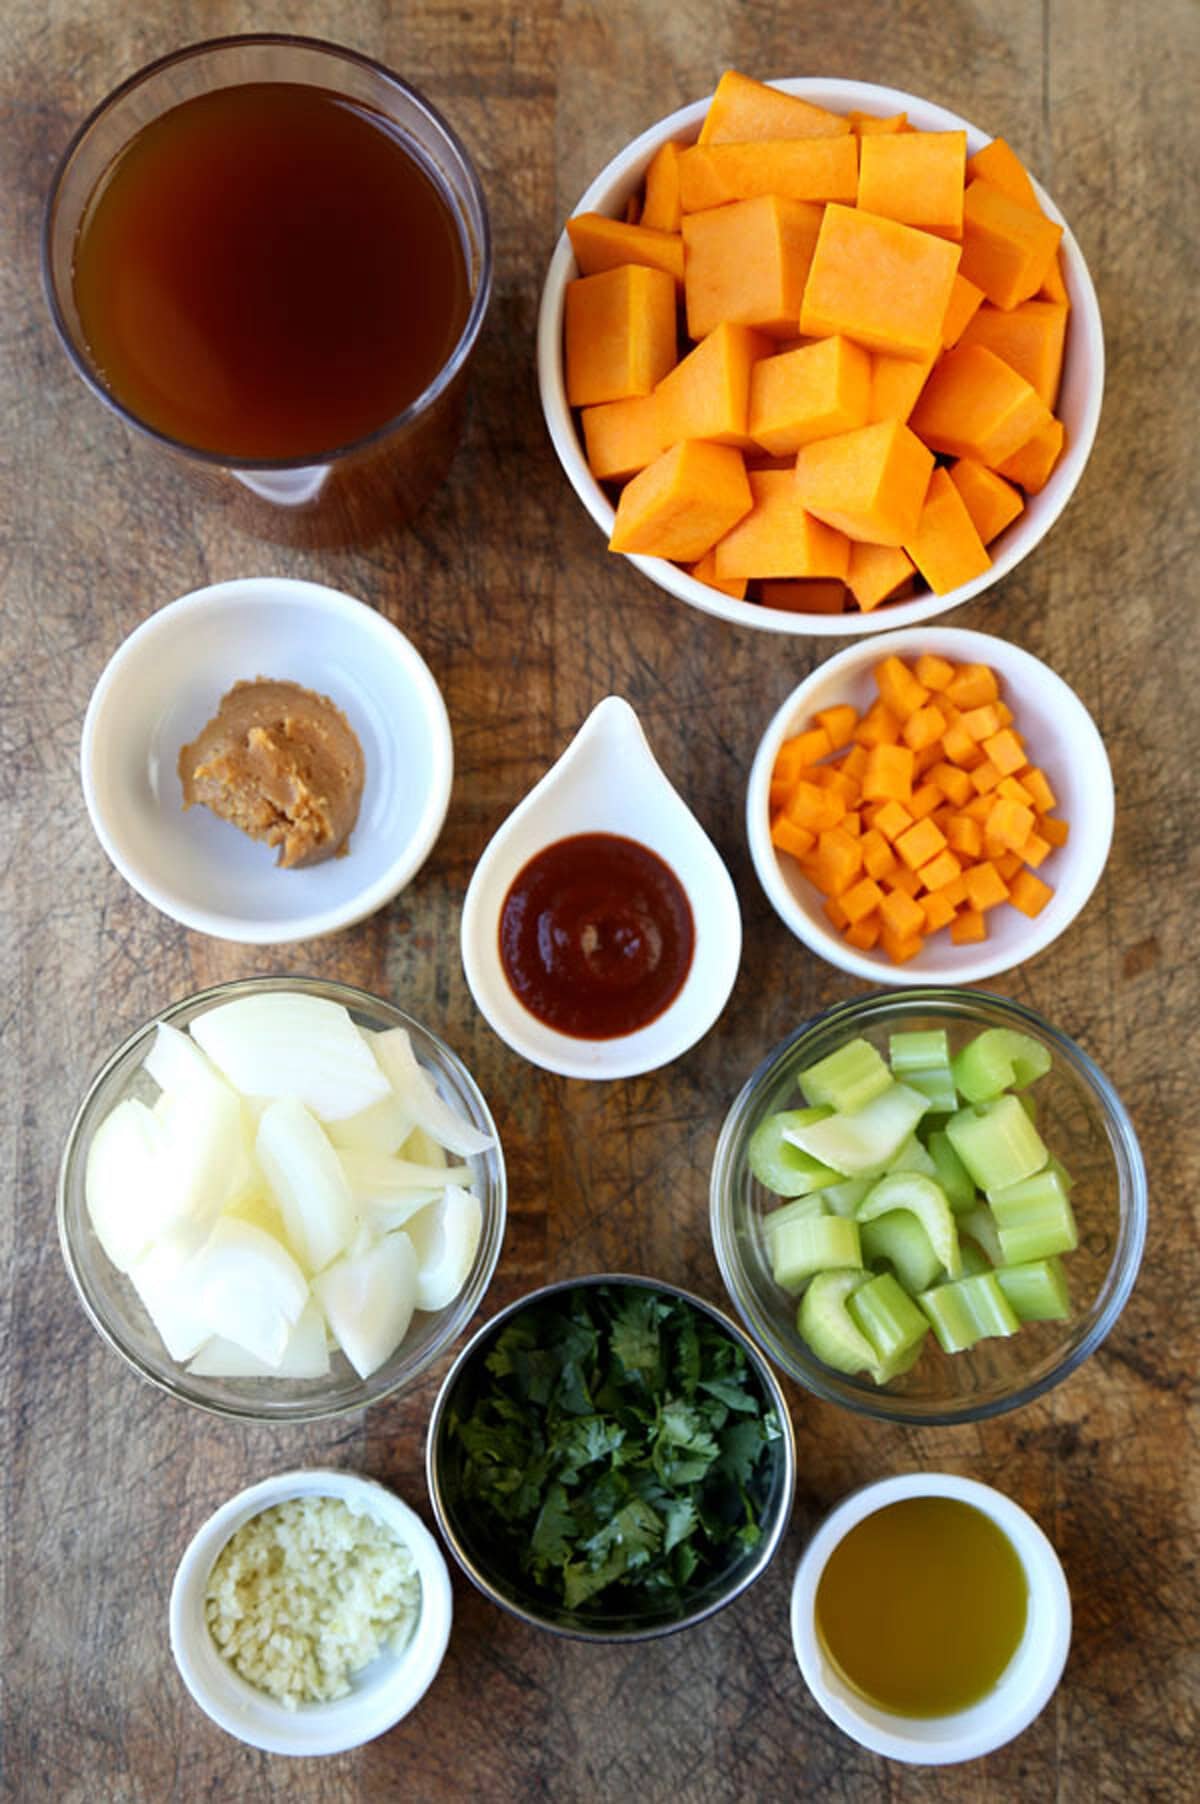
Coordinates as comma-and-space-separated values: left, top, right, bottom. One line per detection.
72, 82, 469, 460
814, 1496, 1029, 1717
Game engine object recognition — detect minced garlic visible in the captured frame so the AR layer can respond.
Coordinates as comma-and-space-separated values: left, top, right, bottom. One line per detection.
204, 1495, 421, 1709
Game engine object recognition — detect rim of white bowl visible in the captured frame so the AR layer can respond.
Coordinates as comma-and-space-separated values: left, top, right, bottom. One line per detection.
791, 1472, 1072, 1763
80, 576, 454, 943
169, 1468, 453, 1755
536, 77, 1105, 637
745, 625, 1114, 982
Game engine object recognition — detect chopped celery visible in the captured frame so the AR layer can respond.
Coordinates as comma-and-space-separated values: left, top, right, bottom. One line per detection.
769, 1215, 862, 1294
762, 1196, 828, 1259
995, 1257, 1072, 1322
748, 1108, 839, 1197
857, 1172, 962, 1278
816, 1177, 871, 1218
784, 1082, 928, 1177
951, 1028, 1052, 1104
918, 1271, 1020, 1352
872, 1336, 927, 1383
860, 1211, 943, 1295
944, 1094, 1048, 1192
958, 1202, 1004, 1267
903, 1066, 960, 1114
958, 1239, 992, 1276
989, 1167, 1079, 1263
885, 1133, 938, 1178
848, 1271, 930, 1366
798, 1038, 893, 1115
927, 1128, 977, 1211
797, 1269, 876, 1377
888, 1030, 951, 1074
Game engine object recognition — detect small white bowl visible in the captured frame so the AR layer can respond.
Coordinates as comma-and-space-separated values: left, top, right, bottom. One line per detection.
791, 1472, 1071, 1764
169, 1468, 453, 1756
537, 77, 1104, 636
747, 626, 1113, 983
461, 696, 741, 1078
81, 576, 453, 943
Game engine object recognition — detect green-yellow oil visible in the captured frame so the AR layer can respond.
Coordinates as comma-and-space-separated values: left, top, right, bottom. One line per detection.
814, 1496, 1029, 1717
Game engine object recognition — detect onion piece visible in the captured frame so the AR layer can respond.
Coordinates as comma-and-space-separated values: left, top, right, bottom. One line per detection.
85, 1097, 167, 1272
313, 1232, 418, 1380
127, 1241, 212, 1362
187, 1298, 331, 1378
189, 1217, 309, 1367
369, 1028, 495, 1157
256, 1098, 359, 1274
407, 1184, 484, 1311
191, 994, 390, 1122
143, 1020, 226, 1095
337, 1149, 473, 1203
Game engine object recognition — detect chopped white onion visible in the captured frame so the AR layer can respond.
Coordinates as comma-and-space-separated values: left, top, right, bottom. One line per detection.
407, 1184, 484, 1311
187, 1298, 331, 1379
313, 1231, 418, 1380
191, 993, 390, 1121
85, 1097, 167, 1272
256, 1098, 359, 1274
370, 1028, 495, 1157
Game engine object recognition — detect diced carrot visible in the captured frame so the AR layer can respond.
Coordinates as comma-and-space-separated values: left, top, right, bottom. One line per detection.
841, 875, 885, 923
909, 782, 942, 821
881, 927, 925, 964
928, 760, 973, 807
771, 816, 816, 859
901, 703, 947, 752
950, 906, 988, 945
874, 655, 930, 719
963, 861, 1009, 911
919, 890, 958, 933
946, 814, 983, 859
1022, 766, 1058, 812
786, 780, 845, 832
1008, 870, 1054, 917
1039, 815, 1069, 847
944, 662, 1000, 708
914, 652, 955, 692
845, 914, 882, 951
885, 864, 922, 898
918, 849, 963, 893
968, 759, 1004, 796
861, 827, 898, 880
895, 817, 947, 871
880, 887, 926, 941
816, 826, 864, 895
863, 743, 915, 802
816, 703, 859, 750
872, 798, 915, 842
854, 699, 902, 746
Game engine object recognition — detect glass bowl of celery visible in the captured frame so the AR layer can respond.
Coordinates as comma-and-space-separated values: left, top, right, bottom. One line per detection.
709, 989, 1146, 1426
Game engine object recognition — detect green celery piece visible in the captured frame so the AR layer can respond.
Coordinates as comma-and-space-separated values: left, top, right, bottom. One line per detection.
995, 1257, 1072, 1322
847, 1271, 930, 1365
798, 1038, 893, 1115
860, 1210, 943, 1295
945, 1094, 1049, 1192
857, 1171, 962, 1278
797, 1270, 876, 1378
918, 1271, 1019, 1352
889, 1031, 956, 1113
785, 1082, 928, 1177
769, 1215, 862, 1294
927, 1128, 977, 1212
885, 1133, 938, 1177
958, 1202, 1004, 1267
763, 1196, 828, 1238
1048, 1154, 1074, 1191
872, 1336, 927, 1383
903, 1066, 960, 1114
989, 1167, 1079, 1263
951, 1027, 1052, 1104
888, 1030, 951, 1074
959, 1239, 992, 1276
748, 1108, 839, 1197
817, 1177, 871, 1218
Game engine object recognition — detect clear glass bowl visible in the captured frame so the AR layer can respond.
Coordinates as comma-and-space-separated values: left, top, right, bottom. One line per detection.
426, 1274, 797, 1641
57, 976, 506, 1422
710, 990, 1146, 1427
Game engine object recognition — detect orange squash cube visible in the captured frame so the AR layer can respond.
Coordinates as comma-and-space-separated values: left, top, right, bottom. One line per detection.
947, 458, 1024, 544
699, 71, 851, 145
958, 299, 1068, 408
656, 322, 774, 449
567, 213, 684, 283
966, 138, 1040, 211
640, 141, 684, 233
749, 335, 872, 453
687, 547, 748, 599
909, 344, 1053, 467
845, 541, 917, 612
995, 418, 1066, 493
608, 440, 752, 560
581, 393, 665, 482
856, 130, 967, 239
678, 137, 859, 211
905, 467, 991, 595
959, 180, 1062, 309
800, 203, 962, 361
941, 273, 986, 347
867, 352, 935, 424
683, 195, 824, 339
565, 265, 678, 407
794, 419, 934, 546
713, 470, 850, 580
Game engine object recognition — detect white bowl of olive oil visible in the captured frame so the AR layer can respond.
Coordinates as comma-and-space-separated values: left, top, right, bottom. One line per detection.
791, 1472, 1071, 1764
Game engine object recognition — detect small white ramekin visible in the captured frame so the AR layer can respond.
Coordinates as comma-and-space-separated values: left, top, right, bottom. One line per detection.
169, 1468, 453, 1755
746, 625, 1113, 983
791, 1472, 1071, 1763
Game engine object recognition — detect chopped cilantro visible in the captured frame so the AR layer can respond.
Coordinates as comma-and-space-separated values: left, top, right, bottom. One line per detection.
442, 1284, 781, 1615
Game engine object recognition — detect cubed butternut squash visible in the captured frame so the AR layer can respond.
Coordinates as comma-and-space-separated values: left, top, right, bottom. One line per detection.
748, 335, 872, 453
683, 196, 824, 339
904, 467, 992, 595
946, 457, 1025, 543
713, 469, 851, 579
958, 299, 1068, 407
856, 130, 967, 239
800, 203, 962, 361
655, 321, 774, 448
679, 137, 858, 211
580, 392, 666, 481
699, 71, 850, 145
608, 440, 752, 560
565, 265, 678, 407
794, 419, 934, 546
958, 180, 1063, 310
909, 343, 1053, 466
567, 213, 685, 284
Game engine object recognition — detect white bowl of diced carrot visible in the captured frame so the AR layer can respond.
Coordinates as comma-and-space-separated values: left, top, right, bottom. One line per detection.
746, 629, 1113, 980
537, 74, 1103, 635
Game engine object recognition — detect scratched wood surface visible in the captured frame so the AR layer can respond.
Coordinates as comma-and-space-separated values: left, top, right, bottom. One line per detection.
2, 1, 1196, 1798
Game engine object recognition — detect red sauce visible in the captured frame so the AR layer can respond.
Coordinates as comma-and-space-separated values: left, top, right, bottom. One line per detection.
499, 833, 695, 1039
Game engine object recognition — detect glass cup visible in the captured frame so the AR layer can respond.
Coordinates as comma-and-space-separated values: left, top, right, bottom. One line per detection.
43, 35, 493, 548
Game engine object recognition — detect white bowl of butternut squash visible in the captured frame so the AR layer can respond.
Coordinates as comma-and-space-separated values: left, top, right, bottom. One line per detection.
537, 74, 1103, 636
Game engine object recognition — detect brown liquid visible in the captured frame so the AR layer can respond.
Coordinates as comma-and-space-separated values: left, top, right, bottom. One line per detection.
499, 834, 695, 1039
72, 82, 470, 460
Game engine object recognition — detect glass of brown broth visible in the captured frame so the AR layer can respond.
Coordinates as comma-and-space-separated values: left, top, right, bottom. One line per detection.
43, 37, 492, 547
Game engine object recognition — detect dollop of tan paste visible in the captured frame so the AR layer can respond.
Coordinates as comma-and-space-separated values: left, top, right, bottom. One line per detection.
178, 678, 365, 868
